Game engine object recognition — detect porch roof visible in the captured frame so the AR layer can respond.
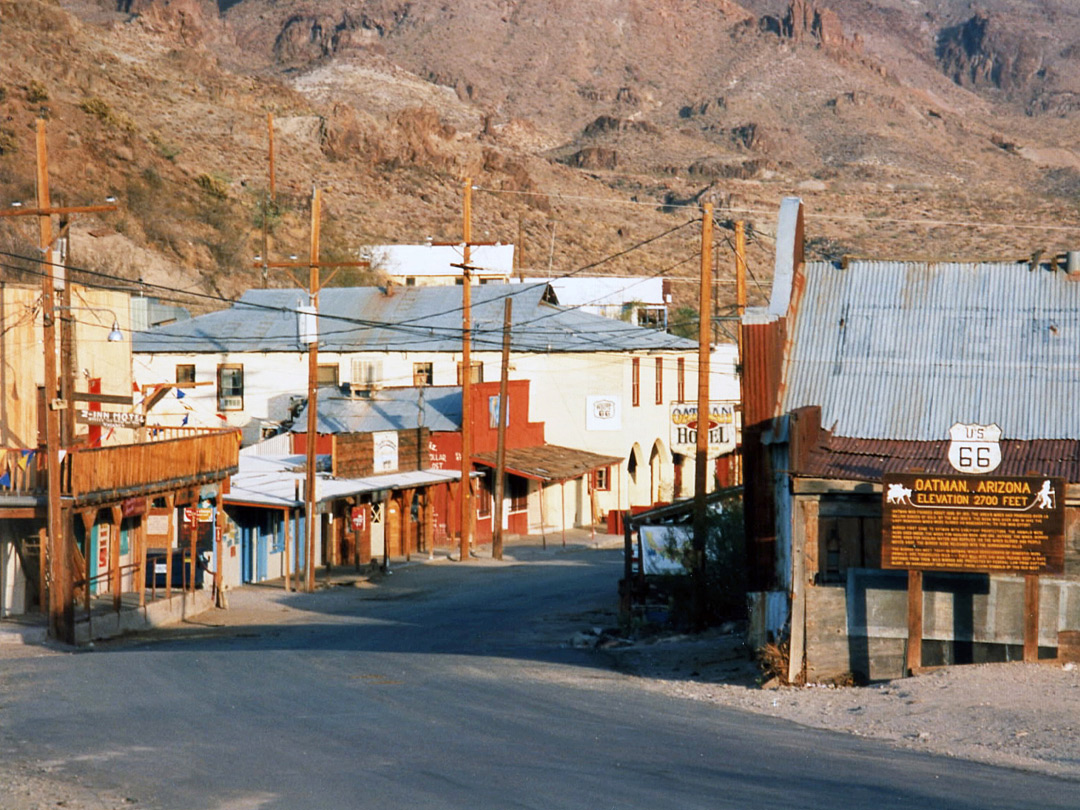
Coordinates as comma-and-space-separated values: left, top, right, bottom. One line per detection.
472, 445, 621, 482
224, 454, 461, 508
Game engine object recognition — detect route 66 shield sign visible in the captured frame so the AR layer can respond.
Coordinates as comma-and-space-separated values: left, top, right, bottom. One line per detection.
947, 422, 1002, 474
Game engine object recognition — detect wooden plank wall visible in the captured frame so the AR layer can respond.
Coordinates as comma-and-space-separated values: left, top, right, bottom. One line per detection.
334, 428, 430, 478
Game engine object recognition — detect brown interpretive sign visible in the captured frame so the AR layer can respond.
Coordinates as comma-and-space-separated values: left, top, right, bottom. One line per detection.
882, 473, 1065, 575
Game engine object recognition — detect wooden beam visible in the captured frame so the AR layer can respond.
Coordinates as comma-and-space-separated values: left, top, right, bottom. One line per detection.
164, 493, 174, 601
1024, 574, 1040, 662
109, 505, 122, 612
906, 570, 923, 675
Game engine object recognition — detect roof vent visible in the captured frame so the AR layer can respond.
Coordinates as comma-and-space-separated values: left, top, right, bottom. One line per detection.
1067, 251, 1080, 275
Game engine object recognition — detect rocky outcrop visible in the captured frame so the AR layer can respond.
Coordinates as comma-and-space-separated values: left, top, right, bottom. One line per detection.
936, 12, 1044, 95
760, 0, 862, 55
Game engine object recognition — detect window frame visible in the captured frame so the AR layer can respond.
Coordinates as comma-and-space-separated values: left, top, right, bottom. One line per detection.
631, 357, 640, 407
176, 364, 196, 388
677, 357, 685, 403
216, 364, 244, 411
655, 357, 663, 405
413, 362, 433, 387
456, 361, 483, 385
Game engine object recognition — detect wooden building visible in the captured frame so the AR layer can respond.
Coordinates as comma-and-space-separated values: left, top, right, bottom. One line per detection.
0, 284, 239, 641
742, 199, 1080, 683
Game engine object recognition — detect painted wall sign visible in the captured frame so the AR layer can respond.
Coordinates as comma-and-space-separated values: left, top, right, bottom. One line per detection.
669, 402, 737, 456
947, 422, 1002, 473
373, 430, 399, 473
586, 395, 621, 431
882, 473, 1065, 574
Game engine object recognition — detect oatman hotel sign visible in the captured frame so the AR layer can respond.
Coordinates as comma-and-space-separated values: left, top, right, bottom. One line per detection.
882, 423, 1065, 575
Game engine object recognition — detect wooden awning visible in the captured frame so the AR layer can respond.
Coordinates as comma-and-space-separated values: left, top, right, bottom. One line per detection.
472, 445, 621, 483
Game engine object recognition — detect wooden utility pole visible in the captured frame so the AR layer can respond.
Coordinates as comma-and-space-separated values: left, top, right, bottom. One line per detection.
267, 112, 276, 201
253, 188, 367, 591
692, 203, 714, 630
492, 298, 512, 560
735, 220, 747, 365
0, 120, 117, 642
458, 178, 474, 561
304, 187, 321, 593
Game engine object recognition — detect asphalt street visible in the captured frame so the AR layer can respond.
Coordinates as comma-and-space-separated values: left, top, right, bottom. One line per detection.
1, 546, 1075, 809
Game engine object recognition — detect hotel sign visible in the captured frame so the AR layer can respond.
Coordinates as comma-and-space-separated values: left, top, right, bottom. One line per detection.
76, 408, 145, 428
882, 473, 1064, 575
669, 402, 736, 456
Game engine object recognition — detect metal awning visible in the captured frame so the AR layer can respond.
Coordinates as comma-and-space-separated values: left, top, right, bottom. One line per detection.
224, 454, 462, 509
472, 445, 621, 483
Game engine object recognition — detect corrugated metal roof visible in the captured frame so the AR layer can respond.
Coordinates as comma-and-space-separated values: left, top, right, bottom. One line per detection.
224, 453, 461, 507
799, 436, 1080, 483
292, 386, 462, 434
781, 261, 1080, 441
134, 284, 696, 355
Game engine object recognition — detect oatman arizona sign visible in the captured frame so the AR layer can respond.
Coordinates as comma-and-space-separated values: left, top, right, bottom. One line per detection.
882, 472, 1065, 575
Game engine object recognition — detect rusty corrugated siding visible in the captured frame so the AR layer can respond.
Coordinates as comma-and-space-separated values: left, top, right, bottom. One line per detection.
799, 437, 1080, 483
781, 260, 1080, 441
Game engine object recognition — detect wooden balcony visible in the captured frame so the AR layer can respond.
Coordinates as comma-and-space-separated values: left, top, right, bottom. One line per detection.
1, 427, 240, 506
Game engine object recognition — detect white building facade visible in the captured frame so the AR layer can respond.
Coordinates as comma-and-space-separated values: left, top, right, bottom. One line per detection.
134, 285, 740, 531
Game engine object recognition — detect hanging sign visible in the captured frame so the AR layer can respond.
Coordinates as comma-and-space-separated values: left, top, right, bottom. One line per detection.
351, 506, 366, 531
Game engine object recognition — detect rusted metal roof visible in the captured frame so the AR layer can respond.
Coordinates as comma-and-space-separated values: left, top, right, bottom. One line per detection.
781, 260, 1080, 441
472, 445, 621, 482
798, 435, 1080, 483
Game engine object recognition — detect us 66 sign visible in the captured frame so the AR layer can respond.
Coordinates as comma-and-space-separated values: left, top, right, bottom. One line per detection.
947, 422, 1002, 474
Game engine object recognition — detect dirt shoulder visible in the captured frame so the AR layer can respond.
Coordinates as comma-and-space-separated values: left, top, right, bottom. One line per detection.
602, 628, 1080, 782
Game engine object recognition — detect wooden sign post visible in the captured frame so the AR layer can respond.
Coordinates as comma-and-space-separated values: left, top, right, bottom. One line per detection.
883, 473, 1064, 673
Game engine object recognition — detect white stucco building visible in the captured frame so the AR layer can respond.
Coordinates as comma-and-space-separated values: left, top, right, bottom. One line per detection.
133, 284, 740, 530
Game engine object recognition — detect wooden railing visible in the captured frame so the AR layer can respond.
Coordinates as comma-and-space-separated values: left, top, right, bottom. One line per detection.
66, 428, 240, 500
0, 448, 44, 495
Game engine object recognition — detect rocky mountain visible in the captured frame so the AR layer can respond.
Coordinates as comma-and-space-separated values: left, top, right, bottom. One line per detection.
2, 0, 1080, 317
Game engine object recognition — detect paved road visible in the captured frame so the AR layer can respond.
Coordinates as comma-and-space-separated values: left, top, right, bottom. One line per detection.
1, 547, 1075, 809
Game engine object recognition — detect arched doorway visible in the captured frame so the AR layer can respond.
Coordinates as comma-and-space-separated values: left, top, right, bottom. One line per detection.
649, 439, 672, 505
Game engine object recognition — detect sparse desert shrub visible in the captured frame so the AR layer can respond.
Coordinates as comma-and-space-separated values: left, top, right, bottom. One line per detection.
26, 80, 49, 103
0, 128, 18, 156
148, 131, 181, 161
79, 97, 138, 134
195, 173, 229, 200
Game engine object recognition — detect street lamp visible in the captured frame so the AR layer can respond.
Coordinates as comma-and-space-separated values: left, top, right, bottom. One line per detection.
55, 305, 125, 342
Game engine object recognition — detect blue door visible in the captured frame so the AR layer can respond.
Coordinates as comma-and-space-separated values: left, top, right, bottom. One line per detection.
242, 524, 254, 583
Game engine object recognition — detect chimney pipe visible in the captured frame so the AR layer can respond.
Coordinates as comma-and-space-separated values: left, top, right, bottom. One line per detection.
1067, 251, 1080, 275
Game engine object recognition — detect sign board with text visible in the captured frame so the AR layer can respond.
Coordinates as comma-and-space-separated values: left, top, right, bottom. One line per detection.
669, 402, 737, 457
882, 473, 1065, 575
76, 408, 145, 428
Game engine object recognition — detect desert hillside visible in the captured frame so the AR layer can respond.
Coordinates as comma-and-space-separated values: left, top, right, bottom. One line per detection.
2, 0, 1079, 319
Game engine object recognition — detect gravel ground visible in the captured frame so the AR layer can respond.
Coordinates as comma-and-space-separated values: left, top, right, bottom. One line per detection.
602, 627, 1080, 782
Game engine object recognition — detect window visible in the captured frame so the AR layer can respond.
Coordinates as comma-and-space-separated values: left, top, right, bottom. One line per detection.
637, 307, 666, 330
591, 466, 611, 491
477, 470, 493, 518
631, 357, 640, 407
655, 357, 663, 405
351, 359, 382, 390
405, 277, 416, 286
217, 364, 243, 411
176, 364, 195, 387
317, 364, 339, 387
456, 362, 483, 385
413, 362, 433, 386
509, 476, 528, 512
677, 357, 685, 403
